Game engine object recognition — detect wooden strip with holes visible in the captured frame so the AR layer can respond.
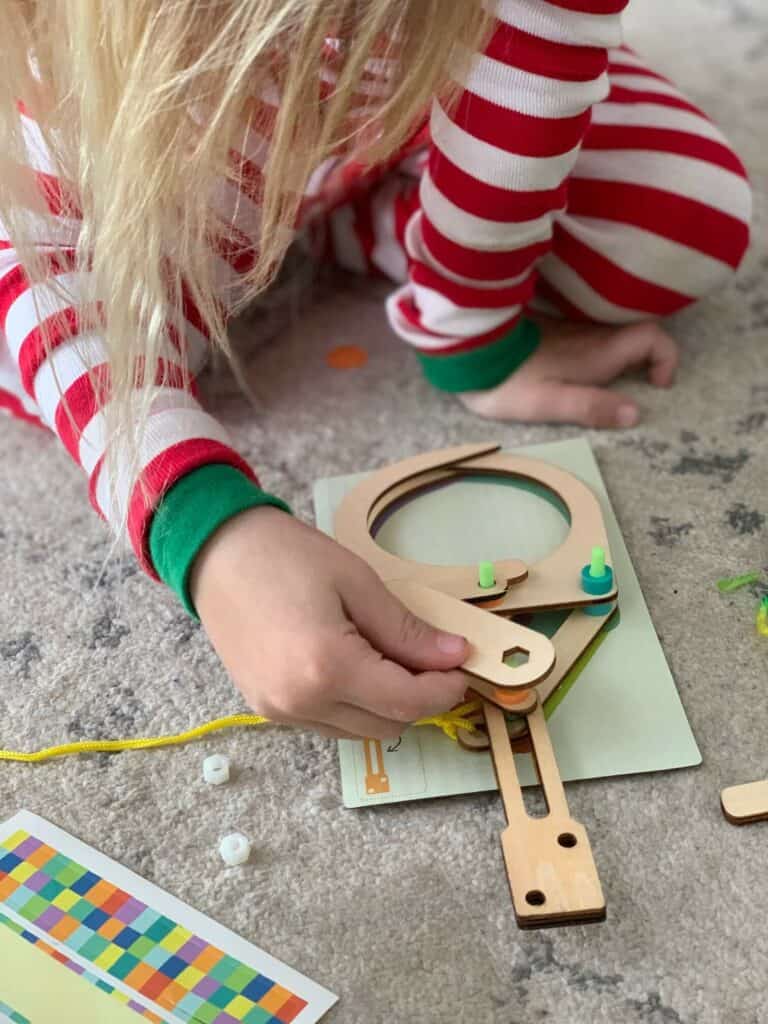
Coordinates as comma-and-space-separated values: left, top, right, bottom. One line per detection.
386, 579, 554, 695
484, 702, 605, 927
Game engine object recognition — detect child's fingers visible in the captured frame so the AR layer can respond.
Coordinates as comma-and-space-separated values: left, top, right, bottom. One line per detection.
312, 724, 363, 740
523, 381, 640, 429
335, 644, 470, 724
322, 703, 408, 741
346, 665, 470, 724
245, 710, 363, 741
646, 332, 679, 387
280, 719, 361, 740
241, 690, 388, 739
253, 696, 409, 741
256, 628, 467, 730
606, 322, 679, 387
340, 567, 468, 671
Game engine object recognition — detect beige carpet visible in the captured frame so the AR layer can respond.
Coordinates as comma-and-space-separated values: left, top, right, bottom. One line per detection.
1, 1, 766, 1021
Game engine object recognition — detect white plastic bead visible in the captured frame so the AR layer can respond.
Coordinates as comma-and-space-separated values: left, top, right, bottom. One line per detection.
219, 833, 251, 867
202, 754, 230, 785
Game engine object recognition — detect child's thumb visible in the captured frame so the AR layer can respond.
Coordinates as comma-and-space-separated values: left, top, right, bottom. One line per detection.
345, 573, 468, 671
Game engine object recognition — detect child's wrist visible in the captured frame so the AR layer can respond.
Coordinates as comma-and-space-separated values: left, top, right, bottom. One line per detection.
148, 464, 291, 617
189, 504, 288, 615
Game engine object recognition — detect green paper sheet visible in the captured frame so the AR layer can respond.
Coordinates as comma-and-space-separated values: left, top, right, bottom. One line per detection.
0, 925, 140, 1024
313, 439, 701, 808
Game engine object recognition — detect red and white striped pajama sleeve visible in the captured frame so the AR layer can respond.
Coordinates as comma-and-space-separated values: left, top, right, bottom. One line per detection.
0, 105, 273, 584
386, 0, 629, 392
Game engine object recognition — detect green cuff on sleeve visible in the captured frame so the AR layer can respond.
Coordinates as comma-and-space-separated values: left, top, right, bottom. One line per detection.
149, 463, 291, 618
417, 318, 541, 393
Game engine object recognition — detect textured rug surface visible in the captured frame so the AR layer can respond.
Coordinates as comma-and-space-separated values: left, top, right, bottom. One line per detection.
1, 2, 766, 1021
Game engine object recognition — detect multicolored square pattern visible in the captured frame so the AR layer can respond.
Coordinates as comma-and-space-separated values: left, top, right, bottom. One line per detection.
0, 1000, 31, 1024
0, 831, 307, 1024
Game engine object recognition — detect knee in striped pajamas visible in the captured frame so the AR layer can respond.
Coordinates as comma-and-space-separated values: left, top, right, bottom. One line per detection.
535, 49, 753, 325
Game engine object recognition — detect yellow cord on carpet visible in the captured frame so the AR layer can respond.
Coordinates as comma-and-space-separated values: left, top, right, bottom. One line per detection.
0, 703, 483, 764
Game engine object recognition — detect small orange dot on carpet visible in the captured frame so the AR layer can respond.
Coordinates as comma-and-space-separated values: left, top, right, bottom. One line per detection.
326, 344, 368, 370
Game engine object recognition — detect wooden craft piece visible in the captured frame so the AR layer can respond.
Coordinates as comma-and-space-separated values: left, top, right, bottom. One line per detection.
484, 701, 605, 927
456, 708, 529, 753
721, 780, 768, 824
450, 450, 616, 613
535, 607, 617, 704
456, 711, 493, 752
387, 580, 554, 696
369, 467, 466, 526
456, 608, 616, 750
336, 443, 616, 612
335, 444, 526, 601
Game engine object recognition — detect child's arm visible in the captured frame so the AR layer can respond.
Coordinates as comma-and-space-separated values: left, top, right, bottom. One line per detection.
0, 111, 469, 738
386, 1, 677, 424
0, 240, 279, 599
0, 105, 279, 587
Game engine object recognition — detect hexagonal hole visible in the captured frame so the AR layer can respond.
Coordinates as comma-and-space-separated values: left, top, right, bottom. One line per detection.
504, 648, 530, 669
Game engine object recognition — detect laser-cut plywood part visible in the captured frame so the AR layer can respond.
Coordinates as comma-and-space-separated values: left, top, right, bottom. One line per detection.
335, 443, 617, 611
535, 607, 617, 704
455, 708, 529, 753
336, 444, 524, 601
387, 579, 553, 696
455, 607, 617, 752
485, 702, 605, 927
721, 780, 768, 824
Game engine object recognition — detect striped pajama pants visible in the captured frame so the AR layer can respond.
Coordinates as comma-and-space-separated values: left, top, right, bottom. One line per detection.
327, 49, 752, 325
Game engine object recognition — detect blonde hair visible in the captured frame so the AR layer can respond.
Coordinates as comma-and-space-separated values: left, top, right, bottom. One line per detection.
0, 0, 488, 508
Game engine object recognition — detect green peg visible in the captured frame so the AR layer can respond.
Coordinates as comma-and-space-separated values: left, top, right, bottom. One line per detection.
478, 561, 496, 589
589, 546, 606, 579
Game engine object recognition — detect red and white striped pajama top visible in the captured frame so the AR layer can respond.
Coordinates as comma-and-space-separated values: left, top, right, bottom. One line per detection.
0, 0, 752, 587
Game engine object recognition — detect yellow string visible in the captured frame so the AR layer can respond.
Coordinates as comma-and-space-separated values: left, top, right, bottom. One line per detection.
413, 700, 483, 742
0, 703, 484, 765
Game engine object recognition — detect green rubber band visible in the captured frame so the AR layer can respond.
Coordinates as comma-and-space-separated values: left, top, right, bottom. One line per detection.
716, 571, 760, 593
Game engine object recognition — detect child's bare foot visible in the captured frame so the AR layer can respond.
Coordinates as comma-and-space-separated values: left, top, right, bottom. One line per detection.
460, 318, 679, 428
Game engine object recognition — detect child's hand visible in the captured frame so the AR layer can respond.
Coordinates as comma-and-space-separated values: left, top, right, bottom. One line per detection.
460, 319, 679, 429
190, 506, 470, 739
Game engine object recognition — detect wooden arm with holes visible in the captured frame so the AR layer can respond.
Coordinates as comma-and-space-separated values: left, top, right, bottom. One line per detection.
386, 580, 551, 713
484, 702, 605, 926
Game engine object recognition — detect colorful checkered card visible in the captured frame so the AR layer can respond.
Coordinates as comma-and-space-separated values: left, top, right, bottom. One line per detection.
0, 811, 337, 1023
